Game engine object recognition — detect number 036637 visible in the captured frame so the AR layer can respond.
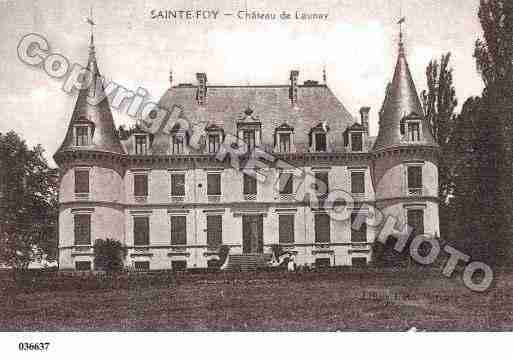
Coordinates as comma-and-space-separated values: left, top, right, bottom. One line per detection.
18, 342, 50, 351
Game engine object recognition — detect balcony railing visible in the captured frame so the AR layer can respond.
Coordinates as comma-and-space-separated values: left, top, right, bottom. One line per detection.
244, 193, 257, 201
170, 195, 185, 203
279, 194, 295, 201
208, 195, 221, 203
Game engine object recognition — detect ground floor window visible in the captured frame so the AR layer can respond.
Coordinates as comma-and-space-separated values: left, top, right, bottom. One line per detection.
134, 261, 150, 271
75, 261, 91, 271
171, 260, 187, 271
351, 257, 367, 267
315, 258, 331, 268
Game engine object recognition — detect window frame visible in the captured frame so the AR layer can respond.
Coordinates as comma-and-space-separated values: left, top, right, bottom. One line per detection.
74, 125, 90, 147
314, 213, 330, 243
407, 165, 423, 191
134, 134, 149, 155
206, 214, 223, 249
350, 171, 365, 195
350, 212, 367, 243
350, 131, 364, 152
314, 132, 327, 152
314, 171, 329, 196
170, 172, 186, 197
279, 171, 294, 195
133, 216, 150, 246
207, 172, 222, 196
243, 173, 258, 195
74, 169, 90, 195
170, 215, 187, 246
133, 172, 149, 197
74, 213, 91, 246
278, 214, 295, 244
407, 121, 421, 142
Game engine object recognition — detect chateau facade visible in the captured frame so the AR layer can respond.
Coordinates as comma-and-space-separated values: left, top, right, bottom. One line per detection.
54, 31, 440, 271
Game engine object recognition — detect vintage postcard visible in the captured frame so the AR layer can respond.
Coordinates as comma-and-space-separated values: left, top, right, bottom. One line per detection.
1, 0, 512, 354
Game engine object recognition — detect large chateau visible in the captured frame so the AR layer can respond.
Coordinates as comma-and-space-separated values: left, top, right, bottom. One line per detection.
54, 30, 440, 271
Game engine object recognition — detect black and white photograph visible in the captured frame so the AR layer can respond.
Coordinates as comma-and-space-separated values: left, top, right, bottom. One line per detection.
1, 0, 512, 355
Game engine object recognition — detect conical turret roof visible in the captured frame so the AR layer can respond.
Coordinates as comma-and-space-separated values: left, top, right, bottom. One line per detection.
373, 39, 437, 151
55, 34, 124, 158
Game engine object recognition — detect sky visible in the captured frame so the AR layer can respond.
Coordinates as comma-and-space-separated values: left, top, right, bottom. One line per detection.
0, 0, 484, 166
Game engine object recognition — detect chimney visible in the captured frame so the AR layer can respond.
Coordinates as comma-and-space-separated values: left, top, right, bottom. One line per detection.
196, 72, 207, 105
289, 70, 299, 105
359, 107, 370, 135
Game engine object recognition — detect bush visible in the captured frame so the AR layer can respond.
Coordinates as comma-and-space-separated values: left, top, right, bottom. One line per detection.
93, 238, 127, 272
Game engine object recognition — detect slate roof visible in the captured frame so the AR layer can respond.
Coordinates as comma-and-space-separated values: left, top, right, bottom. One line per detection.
135, 83, 357, 154
55, 35, 125, 159
373, 41, 437, 151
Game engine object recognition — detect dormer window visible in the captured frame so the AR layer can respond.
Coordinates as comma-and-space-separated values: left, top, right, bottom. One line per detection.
309, 123, 329, 152
75, 125, 90, 146
274, 123, 294, 153
205, 124, 224, 154
237, 107, 261, 153
344, 123, 365, 152
135, 134, 148, 155
170, 123, 188, 155
408, 122, 421, 142
400, 114, 422, 142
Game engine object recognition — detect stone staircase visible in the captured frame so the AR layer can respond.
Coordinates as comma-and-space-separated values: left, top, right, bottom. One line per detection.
225, 254, 272, 271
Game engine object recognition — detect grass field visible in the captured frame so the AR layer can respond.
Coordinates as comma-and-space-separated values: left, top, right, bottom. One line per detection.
1, 269, 512, 331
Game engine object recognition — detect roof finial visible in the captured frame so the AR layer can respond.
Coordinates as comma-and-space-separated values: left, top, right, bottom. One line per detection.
322, 63, 327, 85
397, 0, 405, 52
169, 68, 173, 86
86, 6, 96, 50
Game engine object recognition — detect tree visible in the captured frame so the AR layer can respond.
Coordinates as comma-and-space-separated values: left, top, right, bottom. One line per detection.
0, 131, 58, 271
421, 52, 458, 239
473, 0, 513, 265
93, 238, 127, 272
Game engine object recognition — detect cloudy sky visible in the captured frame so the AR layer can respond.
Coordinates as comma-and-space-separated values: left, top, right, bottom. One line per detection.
0, 0, 483, 166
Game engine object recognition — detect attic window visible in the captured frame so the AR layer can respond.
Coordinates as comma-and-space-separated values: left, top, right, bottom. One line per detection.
274, 123, 294, 153
237, 119, 261, 153
135, 134, 148, 155
170, 124, 188, 155
351, 133, 363, 151
315, 133, 327, 152
401, 115, 422, 142
408, 122, 421, 142
310, 123, 329, 152
205, 125, 224, 154
74, 125, 90, 146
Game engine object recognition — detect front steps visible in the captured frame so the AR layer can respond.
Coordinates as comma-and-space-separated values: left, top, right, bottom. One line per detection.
225, 254, 272, 271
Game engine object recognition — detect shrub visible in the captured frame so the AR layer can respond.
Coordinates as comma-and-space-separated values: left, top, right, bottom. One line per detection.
93, 238, 127, 273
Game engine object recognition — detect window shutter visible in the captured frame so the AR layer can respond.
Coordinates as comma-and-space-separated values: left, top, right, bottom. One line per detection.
207, 215, 222, 248
351, 172, 365, 194
407, 167, 422, 189
171, 174, 185, 196
171, 216, 187, 245
279, 172, 294, 195
279, 215, 294, 244
75, 170, 89, 194
314, 214, 330, 243
134, 174, 148, 196
207, 173, 221, 195
74, 214, 91, 245
243, 174, 257, 195
134, 217, 149, 246
350, 213, 367, 242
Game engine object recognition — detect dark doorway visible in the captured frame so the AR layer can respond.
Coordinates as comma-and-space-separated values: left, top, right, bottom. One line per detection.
242, 215, 264, 254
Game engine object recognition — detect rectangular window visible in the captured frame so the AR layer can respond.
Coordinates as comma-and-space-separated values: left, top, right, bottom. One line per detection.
134, 173, 148, 197
133, 217, 150, 246
206, 215, 222, 249
407, 209, 424, 236
171, 173, 185, 196
171, 216, 187, 245
243, 173, 257, 195
134, 261, 150, 271
171, 260, 187, 271
408, 123, 421, 141
279, 215, 295, 244
315, 133, 327, 152
172, 135, 184, 154
351, 172, 365, 194
407, 166, 422, 190
279, 133, 291, 152
315, 258, 331, 267
208, 134, 221, 153
135, 135, 148, 155
351, 212, 367, 242
314, 213, 330, 243
279, 172, 294, 195
351, 133, 363, 152
243, 130, 256, 152
74, 214, 91, 245
314, 172, 329, 195
351, 257, 367, 267
207, 173, 221, 196
74, 170, 89, 194
75, 261, 91, 271
75, 126, 89, 146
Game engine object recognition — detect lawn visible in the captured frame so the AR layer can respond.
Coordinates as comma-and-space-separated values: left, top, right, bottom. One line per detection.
1, 269, 512, 331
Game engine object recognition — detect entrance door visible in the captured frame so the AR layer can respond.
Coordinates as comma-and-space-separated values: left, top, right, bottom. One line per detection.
242, 215, 263, 254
